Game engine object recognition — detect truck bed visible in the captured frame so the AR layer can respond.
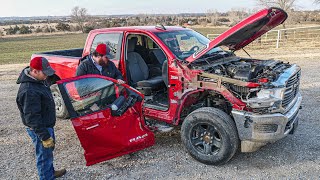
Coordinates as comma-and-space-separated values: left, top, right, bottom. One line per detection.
37, 48, 83, 58
32, 48, 84, 80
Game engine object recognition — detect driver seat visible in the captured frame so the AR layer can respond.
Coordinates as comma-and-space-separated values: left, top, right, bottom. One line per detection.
126, 37, 165, 95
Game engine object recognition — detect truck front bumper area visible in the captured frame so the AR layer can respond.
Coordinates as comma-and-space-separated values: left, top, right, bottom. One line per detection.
232, 93, 302, 152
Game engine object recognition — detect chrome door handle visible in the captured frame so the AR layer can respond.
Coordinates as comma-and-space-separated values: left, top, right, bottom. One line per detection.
85, 124, 99, 130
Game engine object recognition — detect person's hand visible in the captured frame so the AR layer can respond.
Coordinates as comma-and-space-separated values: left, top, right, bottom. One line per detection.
117, 79, 125, 84
42, 137, 55, 148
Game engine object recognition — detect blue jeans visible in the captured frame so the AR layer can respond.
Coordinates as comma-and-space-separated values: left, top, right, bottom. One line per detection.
27, 128, 55, 180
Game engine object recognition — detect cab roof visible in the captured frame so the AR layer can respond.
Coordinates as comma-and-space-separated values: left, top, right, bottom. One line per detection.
90, 26, 188, 33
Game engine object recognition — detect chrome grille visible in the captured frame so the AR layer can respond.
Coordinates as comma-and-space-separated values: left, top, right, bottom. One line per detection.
282, 70, 301, 108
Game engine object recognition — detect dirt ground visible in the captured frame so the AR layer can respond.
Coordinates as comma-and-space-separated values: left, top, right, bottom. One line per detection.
0, 48, 319, 179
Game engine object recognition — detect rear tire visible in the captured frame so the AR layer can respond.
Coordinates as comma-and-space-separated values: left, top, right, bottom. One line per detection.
50, 84, 69, 119
181, 107, 239, 165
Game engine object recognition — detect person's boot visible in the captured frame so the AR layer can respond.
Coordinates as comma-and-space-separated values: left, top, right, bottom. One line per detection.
54, 169, 66, 178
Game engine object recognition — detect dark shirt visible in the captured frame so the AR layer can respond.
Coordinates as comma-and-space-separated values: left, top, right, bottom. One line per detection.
76, 55, 123, 80
16, 68, 56, 141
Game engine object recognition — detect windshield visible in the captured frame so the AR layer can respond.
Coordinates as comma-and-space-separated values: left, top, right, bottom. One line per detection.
156, 30, 222, 60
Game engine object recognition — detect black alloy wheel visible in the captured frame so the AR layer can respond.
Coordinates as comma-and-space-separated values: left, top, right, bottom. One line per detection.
181, 107, 239, 165
190, 123, 222, 156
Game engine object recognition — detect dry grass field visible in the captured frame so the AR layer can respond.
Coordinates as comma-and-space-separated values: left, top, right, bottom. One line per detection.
1, 25, 319, 65
0, 33, 87, 65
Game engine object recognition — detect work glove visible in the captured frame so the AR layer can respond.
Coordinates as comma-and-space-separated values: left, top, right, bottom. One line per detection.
117, 79, 125, 84
42, 137, 55, 148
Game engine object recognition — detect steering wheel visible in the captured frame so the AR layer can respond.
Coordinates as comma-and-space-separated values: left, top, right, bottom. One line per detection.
189, 45, 200, 52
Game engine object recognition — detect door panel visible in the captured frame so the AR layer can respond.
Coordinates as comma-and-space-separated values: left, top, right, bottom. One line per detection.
58, 75, 155, 166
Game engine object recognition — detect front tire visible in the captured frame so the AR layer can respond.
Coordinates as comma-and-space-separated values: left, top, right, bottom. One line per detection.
181, 107, 239, 165
50, 84, 69, 119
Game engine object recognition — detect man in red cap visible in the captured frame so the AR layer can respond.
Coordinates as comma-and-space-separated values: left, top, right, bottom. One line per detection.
16, 56, 66, 179
76, 43, 125, 84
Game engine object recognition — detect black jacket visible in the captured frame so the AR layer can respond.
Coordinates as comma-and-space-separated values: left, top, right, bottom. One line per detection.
16, 68, 56, 141
76, 55, 123, 79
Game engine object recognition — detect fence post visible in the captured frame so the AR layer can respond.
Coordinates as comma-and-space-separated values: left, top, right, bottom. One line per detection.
276, 30, 281, 48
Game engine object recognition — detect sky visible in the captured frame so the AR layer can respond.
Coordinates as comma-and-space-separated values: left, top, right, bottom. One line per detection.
0, 0, 318, 17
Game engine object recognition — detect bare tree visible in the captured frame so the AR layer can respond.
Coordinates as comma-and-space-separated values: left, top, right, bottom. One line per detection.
257, 0, 296, 11
206, 9, 220, 26
228, 8, 249, 26
71, 6, 88, 33
315, 0, 320, 4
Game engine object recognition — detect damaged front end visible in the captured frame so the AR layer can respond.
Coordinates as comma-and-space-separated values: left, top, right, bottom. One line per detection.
232, 64, 302, 152
193, 57, 302, 152
242, 64, 301, 114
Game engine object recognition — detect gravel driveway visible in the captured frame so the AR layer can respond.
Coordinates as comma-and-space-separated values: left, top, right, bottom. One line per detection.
0, 49, 319, 179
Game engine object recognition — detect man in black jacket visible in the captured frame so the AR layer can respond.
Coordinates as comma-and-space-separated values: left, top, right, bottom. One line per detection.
76, 43, 125, 84
16, 57, 66, 180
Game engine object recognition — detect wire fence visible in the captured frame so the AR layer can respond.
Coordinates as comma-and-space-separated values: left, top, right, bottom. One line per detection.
207, 26, 320, 49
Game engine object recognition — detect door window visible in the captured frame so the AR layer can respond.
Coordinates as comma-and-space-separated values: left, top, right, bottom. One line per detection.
91, 33, 122, 59
64, 77, 116, 116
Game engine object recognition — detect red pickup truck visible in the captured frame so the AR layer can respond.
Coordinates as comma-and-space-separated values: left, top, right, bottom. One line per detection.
32, 7, 302, 166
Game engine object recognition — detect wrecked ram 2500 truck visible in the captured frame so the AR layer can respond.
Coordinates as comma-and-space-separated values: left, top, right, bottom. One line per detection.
33, 7, 301, 166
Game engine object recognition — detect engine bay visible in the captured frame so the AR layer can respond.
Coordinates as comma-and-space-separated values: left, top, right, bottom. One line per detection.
191, 57, 291, 83
189, 56, 293, 104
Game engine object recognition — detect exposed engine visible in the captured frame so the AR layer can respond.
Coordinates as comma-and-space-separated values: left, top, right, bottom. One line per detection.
202, 58, 291, 83
190, 57, 293, 100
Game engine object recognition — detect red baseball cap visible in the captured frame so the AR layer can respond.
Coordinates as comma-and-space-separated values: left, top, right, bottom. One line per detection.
95, 44, 107, 56
30, 57, 55, 76
95, 43, 111, 57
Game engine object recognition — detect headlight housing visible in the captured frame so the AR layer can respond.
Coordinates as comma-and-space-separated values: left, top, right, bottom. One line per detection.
245, 88, 285, 109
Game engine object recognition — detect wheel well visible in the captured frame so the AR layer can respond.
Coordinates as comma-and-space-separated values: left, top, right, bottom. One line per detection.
178, 90, 232, 124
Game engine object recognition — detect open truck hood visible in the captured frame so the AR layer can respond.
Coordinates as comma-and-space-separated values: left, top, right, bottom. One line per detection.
186, 7, 288, 63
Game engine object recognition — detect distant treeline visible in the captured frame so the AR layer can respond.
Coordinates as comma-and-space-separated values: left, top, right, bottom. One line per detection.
1, 9, 320, 36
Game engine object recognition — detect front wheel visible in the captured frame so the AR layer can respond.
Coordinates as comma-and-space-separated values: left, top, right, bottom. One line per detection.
50, 84, 69, 119
181, 107, 239, 165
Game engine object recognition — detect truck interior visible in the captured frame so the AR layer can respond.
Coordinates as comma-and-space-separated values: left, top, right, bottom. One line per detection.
125, 34, 169, 111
